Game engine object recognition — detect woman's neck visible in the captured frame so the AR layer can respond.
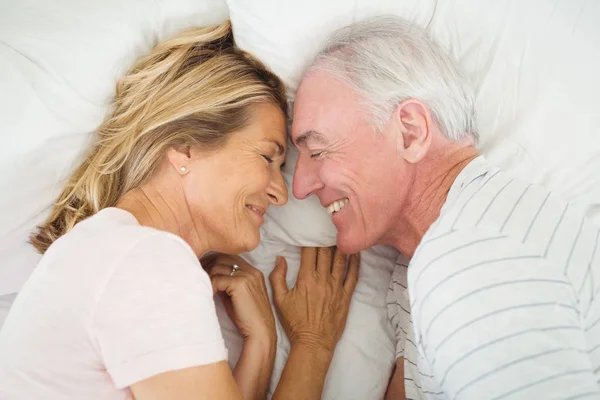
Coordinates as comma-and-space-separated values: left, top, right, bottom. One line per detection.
116, 184, 210, 257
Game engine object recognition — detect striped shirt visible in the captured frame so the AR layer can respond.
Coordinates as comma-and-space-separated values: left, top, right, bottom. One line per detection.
388, 156, 600, 399
388, 259, 424, 400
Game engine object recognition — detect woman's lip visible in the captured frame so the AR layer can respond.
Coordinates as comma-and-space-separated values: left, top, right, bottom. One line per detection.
246, 205, 265, 224
246, 204, 266, 215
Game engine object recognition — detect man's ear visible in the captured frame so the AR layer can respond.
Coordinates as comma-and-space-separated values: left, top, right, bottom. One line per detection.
393, 99, 434, 164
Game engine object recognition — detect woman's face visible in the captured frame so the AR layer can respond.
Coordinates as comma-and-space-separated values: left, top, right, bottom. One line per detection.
184, 102, 288, 254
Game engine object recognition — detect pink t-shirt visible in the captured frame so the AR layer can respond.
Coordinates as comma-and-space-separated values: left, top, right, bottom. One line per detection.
0, 208, 227, 399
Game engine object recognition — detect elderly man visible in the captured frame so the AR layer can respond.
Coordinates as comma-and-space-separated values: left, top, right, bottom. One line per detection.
291, 16, 600, 400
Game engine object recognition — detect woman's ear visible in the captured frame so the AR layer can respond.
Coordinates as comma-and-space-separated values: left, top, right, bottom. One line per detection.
166, 146, 191, 174
393, 99, 434, 164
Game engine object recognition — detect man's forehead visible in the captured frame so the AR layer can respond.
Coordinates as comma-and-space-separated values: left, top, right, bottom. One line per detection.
292, 71, 361, 142
296, 70, 351, 102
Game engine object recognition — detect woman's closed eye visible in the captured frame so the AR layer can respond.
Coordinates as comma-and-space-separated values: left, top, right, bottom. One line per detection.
262, 154, 274, 163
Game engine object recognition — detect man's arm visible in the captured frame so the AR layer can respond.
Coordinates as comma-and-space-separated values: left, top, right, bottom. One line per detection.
385, 358, 406, 400
270, 248, 360, 400
272, 343, 334, 400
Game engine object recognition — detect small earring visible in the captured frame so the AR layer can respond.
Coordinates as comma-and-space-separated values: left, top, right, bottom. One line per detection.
180, 166, 186, 173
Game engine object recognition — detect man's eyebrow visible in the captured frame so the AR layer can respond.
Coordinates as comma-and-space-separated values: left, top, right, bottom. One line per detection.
294, 130, 327, 147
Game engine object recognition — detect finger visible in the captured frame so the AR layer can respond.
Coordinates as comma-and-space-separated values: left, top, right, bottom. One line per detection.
218, 292, 235, 320
200, 252, 220, 267
316, 247, 333, 277
210, 275, 237, 295
343, 252, 360, 295
205, 263, 242, 277
331, 246, 347, 282
201, 253, 233, 270
298, 247, 318, 281
210, 271, 252, 296
269, 256, 289, 304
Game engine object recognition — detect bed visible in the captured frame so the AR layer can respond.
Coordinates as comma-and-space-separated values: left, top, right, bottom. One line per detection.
1, 0, 599, 398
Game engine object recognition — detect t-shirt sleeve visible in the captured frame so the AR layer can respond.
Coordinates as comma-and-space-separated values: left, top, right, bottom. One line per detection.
91, 232, 227, 389
410, 229, 599, 399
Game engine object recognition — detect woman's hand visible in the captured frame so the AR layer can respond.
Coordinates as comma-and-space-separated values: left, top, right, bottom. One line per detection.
203, 254, 277, 400
269, 247, 360, 354
203, 254, 276, 344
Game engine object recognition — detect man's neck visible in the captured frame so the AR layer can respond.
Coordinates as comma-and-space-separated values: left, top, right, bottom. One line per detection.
389, 146, 479, 258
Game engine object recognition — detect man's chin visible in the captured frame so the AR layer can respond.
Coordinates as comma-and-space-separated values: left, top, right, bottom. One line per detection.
336, 232, 370, 255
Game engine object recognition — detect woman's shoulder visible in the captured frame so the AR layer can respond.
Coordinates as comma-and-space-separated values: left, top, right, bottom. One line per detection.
68, 207, 196, 260
120, 229, 199, 269
43, 207, 200, 282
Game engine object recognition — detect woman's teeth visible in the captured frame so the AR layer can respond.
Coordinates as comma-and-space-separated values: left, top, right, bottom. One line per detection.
326, 198, 349, 215
246, 205, 264, 215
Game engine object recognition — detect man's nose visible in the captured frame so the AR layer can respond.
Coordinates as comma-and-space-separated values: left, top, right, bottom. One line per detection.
292, 155, 323, 199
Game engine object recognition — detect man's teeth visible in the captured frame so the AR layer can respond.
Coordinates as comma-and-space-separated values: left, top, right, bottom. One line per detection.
326, 198, 349, 215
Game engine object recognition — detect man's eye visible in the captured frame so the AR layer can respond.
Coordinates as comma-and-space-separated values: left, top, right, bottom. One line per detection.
310, 152, 324, 159
262, 155, 274, 163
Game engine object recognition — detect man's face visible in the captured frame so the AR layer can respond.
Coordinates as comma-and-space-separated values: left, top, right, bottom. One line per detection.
291, 71, 410, 253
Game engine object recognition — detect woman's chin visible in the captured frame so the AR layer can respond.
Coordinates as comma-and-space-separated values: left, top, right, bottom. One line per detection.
233, 230, 261, 255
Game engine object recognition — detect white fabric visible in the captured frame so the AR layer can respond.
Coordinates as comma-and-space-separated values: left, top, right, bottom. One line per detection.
0, 208, 227, 399
391, 156, 600, 399
0, 294, 16, 332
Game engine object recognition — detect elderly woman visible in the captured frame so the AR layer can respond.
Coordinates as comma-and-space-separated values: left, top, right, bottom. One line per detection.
0, 21, 359, 400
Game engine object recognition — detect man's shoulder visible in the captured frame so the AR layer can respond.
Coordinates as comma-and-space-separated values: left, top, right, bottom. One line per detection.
428, 164, 592, 257
410, 224, 535, 278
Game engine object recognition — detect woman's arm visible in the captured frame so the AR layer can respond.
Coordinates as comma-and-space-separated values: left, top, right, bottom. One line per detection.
270, 247, 360, 400
205, 255, 279, 400
232, 336, 276, 400
131, 252, 279, 400
131, 362, 243, 400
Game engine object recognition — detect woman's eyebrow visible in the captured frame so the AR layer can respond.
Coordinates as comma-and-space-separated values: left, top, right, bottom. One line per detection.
260, 140, 286, 155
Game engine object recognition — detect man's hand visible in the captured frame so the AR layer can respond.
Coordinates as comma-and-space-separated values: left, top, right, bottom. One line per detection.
269, 247, 360, 353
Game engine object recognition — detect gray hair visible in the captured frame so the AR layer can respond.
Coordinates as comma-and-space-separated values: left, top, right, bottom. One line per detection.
308, 15, 478, 143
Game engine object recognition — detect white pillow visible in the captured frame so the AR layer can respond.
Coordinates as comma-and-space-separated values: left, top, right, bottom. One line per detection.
228, 0, 600, 229
0, 0, 229, 295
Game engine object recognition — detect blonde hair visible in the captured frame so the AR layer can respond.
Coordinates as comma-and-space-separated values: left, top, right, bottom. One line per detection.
31, 20, 287, 254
